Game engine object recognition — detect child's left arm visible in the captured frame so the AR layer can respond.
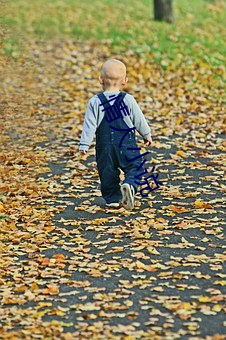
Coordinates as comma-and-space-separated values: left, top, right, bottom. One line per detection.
144, 136, 152, 146
129, 95, 152, 142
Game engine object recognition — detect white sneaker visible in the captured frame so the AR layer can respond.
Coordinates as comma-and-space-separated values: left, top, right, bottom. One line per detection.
120, 183, 135, 210
105, 202, 121, 208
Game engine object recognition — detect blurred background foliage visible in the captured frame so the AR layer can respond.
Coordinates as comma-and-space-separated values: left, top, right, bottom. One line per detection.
0, 0, 225, 67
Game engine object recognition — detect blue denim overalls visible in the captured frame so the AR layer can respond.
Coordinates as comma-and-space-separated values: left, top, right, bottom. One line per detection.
96, 92, 143, 204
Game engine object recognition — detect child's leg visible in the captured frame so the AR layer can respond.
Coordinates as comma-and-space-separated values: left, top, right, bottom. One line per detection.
96, 146, 122, 203
117, 146, 144, 193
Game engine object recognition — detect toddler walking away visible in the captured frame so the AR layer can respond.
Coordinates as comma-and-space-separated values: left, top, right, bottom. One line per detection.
79, 59, 152, 210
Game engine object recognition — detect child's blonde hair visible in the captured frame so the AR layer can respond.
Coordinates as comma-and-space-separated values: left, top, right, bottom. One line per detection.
100, 59, 126, 87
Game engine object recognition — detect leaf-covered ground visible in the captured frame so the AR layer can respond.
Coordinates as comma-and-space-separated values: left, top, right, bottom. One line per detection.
0, 39, 225, 339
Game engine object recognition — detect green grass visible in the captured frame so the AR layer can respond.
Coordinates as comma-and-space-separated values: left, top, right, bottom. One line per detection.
1, 0, 225, 65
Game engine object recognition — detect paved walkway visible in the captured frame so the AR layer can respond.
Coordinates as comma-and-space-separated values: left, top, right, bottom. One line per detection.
0, 41, 225, 339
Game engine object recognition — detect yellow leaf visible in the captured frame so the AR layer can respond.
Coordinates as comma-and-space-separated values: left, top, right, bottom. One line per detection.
153, 286, 164, 292
212, 304, 223, 312
9, 222, 16, 228
0, 203, 5, 212
194, 199, 213, 209
70, 236, 85, 243
155, 224, 167, 230
92, 218, 108, 225
183, 302, 193, 310
187, 323, 199, 331
33, 309, 51, 318
37, 302, 52, 308
214, 280, 226, 286
176, 150, 186, 158
106, 247, 124, 254
181, 237, 189, 243
135, 260, 157, 272
147, 246, 160, 255
31, 282, 39, 292
151, 158, 161, 164
62, 333, 74, 340
135, 260, 147, 269
198, 296, 211, 303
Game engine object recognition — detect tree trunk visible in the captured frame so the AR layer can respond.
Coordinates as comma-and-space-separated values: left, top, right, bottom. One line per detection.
153, 0, 174, 23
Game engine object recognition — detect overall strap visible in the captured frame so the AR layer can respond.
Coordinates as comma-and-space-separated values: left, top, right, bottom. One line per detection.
97, 92, 127, 112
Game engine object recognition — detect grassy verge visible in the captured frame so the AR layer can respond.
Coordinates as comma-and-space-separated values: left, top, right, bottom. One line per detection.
1, 0, 225, 66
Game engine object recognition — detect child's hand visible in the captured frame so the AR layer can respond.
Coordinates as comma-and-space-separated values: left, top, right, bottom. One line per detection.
144, 137, 152, 146
80, 150, 87, 155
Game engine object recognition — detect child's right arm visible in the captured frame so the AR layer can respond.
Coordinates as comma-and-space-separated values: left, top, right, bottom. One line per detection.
79, 98, 97, 152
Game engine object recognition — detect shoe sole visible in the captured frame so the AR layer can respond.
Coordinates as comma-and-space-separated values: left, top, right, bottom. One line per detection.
120, 183, 134, 210
105, 203, 121, 208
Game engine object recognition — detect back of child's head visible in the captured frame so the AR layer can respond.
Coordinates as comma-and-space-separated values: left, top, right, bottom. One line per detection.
100, 59, 127, 88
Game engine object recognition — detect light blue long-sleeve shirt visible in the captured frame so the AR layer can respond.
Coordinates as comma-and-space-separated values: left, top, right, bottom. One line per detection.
79, 91, 151, 151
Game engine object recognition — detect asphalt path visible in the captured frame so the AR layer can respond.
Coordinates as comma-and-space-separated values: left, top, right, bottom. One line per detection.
34, 124, 225, 339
